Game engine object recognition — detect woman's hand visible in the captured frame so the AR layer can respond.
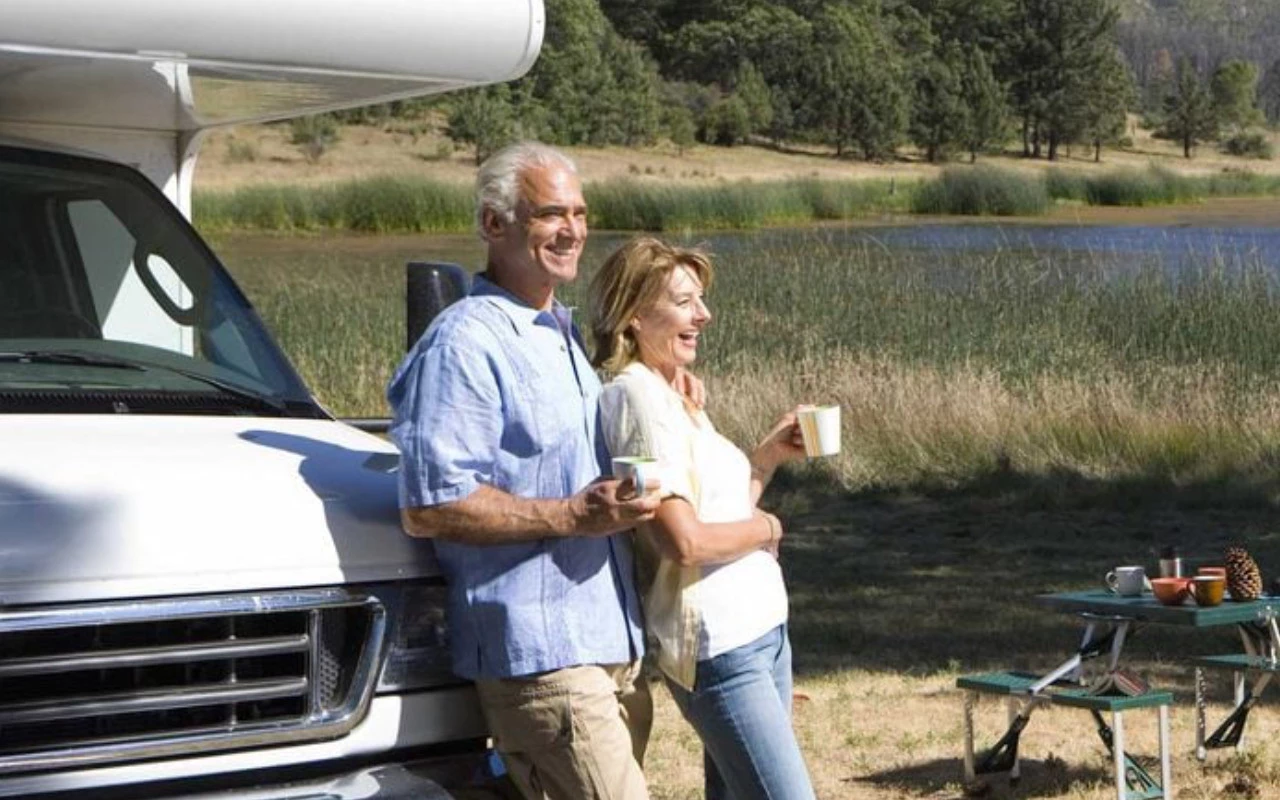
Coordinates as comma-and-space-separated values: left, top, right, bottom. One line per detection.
750, 408, 807, 478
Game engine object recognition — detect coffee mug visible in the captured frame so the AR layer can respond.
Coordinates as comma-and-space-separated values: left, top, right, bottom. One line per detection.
1105, 565, 1147, 597
1191, 575, 1225, 607
611, 456, 660, 498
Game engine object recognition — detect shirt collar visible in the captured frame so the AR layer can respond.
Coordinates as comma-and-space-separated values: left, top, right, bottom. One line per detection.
471, 273, 575, 336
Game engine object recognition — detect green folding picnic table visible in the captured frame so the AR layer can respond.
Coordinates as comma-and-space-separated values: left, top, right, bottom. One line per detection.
1037, 590, 1280, 760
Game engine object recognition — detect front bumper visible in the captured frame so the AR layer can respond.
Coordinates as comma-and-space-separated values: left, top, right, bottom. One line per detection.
162, 758, 511, 800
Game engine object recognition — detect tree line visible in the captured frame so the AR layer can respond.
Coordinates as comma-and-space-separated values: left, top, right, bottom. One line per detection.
331, 0, 1280, 164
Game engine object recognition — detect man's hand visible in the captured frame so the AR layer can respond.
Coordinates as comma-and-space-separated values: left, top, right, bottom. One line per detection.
568, 477, 662, 536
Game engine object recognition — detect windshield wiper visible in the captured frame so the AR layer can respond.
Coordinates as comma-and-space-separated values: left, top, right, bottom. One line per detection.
0, 349, 290, 415
143, 363, 290, 415
0, 350, 146, 370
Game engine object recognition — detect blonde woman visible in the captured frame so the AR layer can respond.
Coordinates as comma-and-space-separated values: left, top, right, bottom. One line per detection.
590, 236, 815, 800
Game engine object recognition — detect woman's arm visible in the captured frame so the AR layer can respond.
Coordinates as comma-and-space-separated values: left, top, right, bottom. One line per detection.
643, 498, 781, 566
747, 408, 807, 505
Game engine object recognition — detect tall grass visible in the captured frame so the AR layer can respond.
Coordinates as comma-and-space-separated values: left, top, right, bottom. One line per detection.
219, 228, 1280, 499
910, 166, 1050, 215
197, 176, 909, 234
197, 166, 1280, 233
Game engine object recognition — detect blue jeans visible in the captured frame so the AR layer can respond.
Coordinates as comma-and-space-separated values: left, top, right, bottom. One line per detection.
665, 624, 816, 800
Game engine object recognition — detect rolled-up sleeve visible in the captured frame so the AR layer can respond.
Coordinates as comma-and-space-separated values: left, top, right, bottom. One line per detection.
599, 375, 695, 504
388, 340, 502, 508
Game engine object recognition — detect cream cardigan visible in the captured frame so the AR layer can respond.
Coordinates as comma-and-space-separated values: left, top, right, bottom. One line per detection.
599, 362, 787, 690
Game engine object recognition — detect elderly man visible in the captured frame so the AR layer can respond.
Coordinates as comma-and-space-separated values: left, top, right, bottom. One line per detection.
387, 141, 658, 800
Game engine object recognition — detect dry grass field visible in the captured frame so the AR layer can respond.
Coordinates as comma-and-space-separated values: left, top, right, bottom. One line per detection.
195, 115, 1280, 193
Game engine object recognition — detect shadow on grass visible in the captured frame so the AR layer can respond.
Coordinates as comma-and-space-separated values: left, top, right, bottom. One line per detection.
767, 458, 1280, 683
849, 755, 1114, 800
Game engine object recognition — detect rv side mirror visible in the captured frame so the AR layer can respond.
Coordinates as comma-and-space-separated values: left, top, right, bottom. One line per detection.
406, 262, 470, 351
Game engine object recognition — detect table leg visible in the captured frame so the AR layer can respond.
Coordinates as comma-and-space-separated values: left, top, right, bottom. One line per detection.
1111, 709, 1126, 800
1159, 703, 1173, 800
962, 691, 976, 783
1195, 666, 1206, 762
1007, 698, 1021, 782
1233, 670, 1246, 752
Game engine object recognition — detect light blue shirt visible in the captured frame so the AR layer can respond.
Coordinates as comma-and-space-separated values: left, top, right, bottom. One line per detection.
387, 274, 645, 679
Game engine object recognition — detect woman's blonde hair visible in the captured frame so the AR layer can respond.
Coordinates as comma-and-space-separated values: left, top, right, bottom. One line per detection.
589, 236, 714, 374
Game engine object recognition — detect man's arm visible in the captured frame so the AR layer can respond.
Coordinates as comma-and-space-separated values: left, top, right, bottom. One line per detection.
402, 479, 660, 545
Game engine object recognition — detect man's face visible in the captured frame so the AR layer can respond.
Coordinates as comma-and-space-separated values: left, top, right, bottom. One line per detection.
487, 164, 588, 292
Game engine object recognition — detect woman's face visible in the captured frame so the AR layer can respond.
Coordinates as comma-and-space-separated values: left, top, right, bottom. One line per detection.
631, 264, 711, 377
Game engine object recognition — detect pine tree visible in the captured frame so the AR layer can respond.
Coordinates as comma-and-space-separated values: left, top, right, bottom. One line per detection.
1158, 58, 1218, 159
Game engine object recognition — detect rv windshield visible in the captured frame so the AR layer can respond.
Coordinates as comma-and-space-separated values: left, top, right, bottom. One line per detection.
0, 145, 321, 416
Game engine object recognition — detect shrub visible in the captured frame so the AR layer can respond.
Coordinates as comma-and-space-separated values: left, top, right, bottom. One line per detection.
289, 115, 340, 163
1220, 130, 1274, 159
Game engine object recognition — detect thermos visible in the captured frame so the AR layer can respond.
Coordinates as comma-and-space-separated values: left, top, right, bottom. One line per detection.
1158, 545, 1183, 578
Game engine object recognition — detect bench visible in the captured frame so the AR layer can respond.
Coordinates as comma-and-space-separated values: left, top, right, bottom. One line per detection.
1191, 653, 1280, 759
958, 671, 1173, 800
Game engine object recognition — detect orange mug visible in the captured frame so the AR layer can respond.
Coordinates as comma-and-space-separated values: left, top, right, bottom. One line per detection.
1150, 577, 1191, 606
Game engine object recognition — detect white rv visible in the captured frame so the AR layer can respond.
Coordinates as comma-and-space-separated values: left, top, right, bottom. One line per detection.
0, 3, 542, 797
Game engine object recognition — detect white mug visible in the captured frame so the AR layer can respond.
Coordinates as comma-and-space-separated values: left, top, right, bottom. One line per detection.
611, 456, 659, 497
797, 404, 841, 457
1105, 565, 1147, 597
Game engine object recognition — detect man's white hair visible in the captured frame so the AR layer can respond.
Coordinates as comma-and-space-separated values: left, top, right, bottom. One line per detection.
475, 141, 578, 236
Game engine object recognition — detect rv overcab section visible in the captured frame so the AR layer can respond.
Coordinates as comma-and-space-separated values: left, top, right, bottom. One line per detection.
0, 2, 543, 799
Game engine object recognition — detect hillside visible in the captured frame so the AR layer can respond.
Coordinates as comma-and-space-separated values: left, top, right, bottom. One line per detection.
195, 115, 1280, 192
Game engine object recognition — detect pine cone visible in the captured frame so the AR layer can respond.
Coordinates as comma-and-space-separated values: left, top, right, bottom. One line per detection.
1225, 546, 1263, 601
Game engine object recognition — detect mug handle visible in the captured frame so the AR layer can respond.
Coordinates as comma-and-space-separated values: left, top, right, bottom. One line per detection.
1104, 570, 1118, 593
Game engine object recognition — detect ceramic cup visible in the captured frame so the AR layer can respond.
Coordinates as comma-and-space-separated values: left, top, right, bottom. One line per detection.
611, 456, 660, 498
1191, 575, 1226, 607
1150, 576, 1191, 606
797, 404, 841, 457
1105, 565, 1147, 597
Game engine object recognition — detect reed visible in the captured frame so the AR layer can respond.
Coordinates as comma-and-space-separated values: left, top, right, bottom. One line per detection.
909, 165, 1051, 216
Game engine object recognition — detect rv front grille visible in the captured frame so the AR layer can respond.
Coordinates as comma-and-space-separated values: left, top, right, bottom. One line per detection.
0, 589, 385, 774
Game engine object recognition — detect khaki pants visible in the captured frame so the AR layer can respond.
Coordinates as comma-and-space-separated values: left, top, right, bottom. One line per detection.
475, 662, 652, 800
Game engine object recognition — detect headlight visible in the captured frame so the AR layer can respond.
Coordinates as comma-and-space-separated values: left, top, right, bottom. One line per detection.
372, 580, 462, 693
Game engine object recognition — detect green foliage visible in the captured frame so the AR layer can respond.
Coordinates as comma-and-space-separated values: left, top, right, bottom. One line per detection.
1077, 47, 1137, 161
1080, 167, 1193, 206
1157, 58, 1219, 158
289, 115, 340, 163
1004, 0, 1124, 160
1210, 60, 1264, 133
1259, 59, 1280, 125
585, 177, 906, 230
909, 41, 967, 163
703, 96, 751, 146
446, 85, 519, 166
1220, 130, 1274, 159
957, 43, 1008, 162
194, 167, 1280, 235
664, 104, 698, 154
910, 166, 1050, 215
733, 61, 774, 138
193, 178, 471, 233
807, 4, 909, 160
520, 0, 663, 146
